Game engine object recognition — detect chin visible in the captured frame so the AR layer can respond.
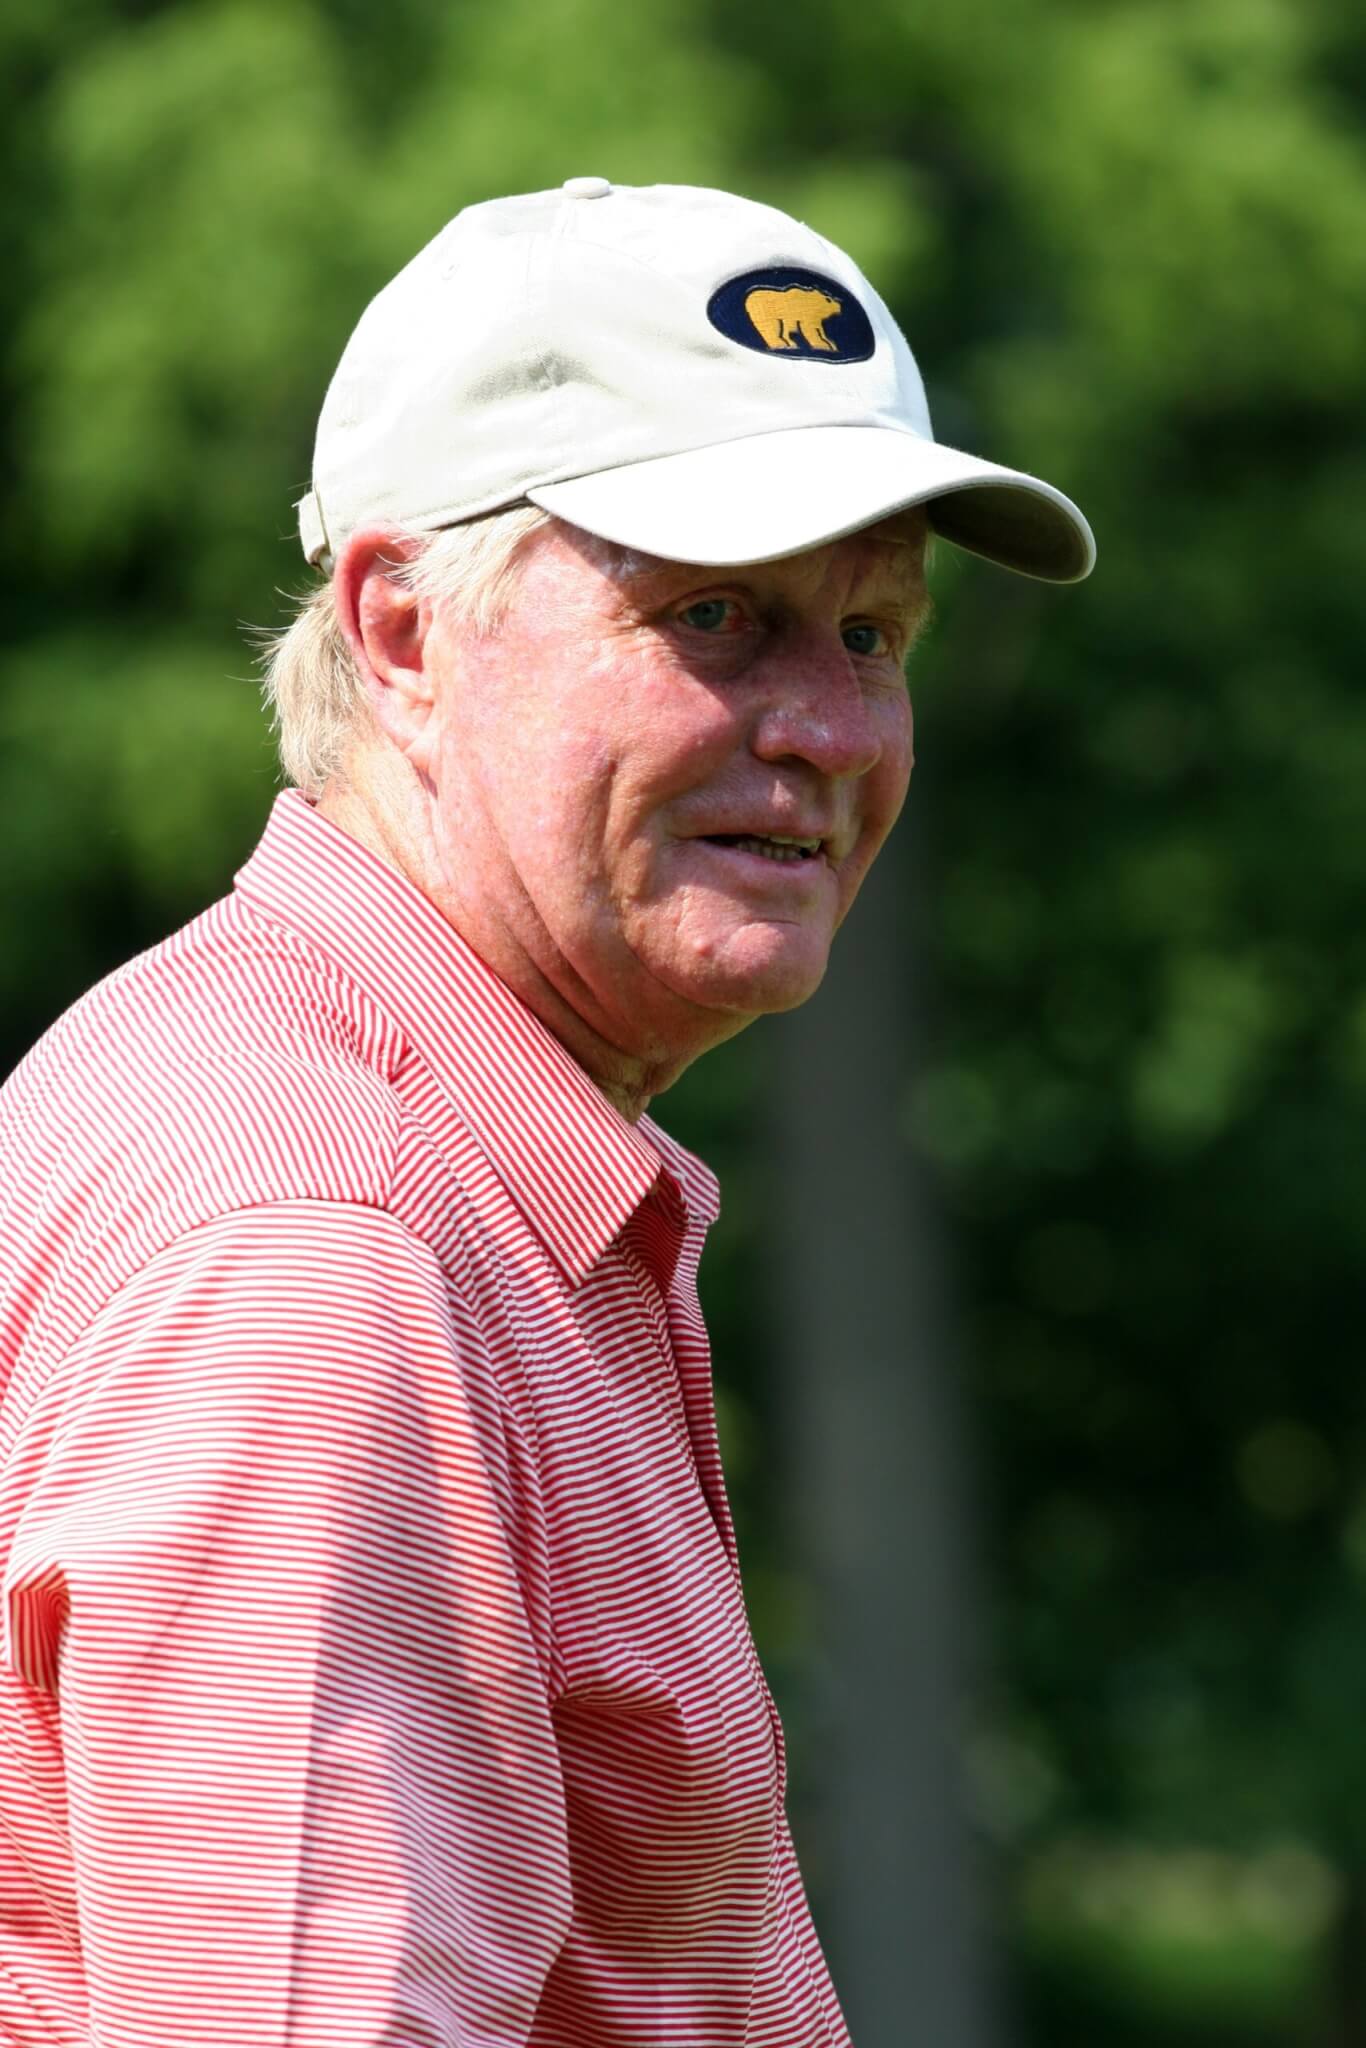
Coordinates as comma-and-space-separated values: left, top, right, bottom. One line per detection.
666, 928, 834, 1018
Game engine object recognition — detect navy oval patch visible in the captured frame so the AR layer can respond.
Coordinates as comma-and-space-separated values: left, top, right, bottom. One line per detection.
707, 266, 875, 364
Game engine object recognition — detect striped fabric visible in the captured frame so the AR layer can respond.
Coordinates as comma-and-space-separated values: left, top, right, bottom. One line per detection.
0, 791, 850, 2046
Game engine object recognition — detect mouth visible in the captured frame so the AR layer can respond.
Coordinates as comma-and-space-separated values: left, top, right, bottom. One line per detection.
699, 832, 828, 866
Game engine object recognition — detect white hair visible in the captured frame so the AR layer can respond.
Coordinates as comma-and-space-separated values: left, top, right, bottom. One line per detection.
257, 502, 553, 796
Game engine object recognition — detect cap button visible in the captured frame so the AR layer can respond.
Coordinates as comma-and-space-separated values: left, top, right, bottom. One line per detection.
563, 175, 613, 199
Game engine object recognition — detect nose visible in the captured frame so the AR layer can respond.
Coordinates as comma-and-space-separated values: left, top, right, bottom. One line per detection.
749, 637, 884, 781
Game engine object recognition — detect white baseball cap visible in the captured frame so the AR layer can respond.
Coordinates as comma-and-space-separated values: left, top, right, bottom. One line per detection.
298, 177, 1095, 583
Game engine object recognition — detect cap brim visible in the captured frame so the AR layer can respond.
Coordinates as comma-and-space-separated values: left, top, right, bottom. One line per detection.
529, 422, 1094, 584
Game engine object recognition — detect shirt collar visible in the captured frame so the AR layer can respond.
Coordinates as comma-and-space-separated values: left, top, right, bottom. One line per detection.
234, 791, 718, 1285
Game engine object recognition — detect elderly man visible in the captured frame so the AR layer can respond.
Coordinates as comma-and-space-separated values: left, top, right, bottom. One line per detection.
0, 181, 1092, 2045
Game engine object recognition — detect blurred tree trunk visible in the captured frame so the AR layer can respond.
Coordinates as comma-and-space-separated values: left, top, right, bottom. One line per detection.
1317, 1866, 1366, 2048
764, 831, 1000, 2048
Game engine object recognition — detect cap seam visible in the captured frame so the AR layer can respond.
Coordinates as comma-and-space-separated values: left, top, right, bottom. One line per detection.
524, 219, 564, 473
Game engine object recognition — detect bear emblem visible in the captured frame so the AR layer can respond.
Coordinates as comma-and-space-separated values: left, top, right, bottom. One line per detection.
744, 285, 843, 354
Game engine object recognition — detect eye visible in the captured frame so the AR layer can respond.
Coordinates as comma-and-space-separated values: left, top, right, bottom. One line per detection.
677, 596, 746, 634
842, 621, 892, 658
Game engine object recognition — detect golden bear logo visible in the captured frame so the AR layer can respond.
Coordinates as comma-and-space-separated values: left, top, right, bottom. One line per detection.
744, 285, 843, 354
707, 267, 873, 364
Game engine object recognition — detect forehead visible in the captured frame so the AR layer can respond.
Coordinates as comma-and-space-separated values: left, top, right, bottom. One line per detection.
821, 508, 930, 589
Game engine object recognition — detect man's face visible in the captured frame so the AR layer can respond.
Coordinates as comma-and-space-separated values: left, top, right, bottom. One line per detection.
419, 512, 930, 1064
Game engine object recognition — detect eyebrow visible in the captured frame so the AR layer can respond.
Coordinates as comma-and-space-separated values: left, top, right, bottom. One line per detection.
845, 554, 936, 641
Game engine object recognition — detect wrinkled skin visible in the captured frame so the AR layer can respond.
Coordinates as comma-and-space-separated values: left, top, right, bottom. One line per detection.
323, 511, 932, 1119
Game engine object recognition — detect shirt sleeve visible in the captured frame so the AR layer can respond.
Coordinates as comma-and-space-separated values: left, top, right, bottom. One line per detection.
2, 1200, 572, 2048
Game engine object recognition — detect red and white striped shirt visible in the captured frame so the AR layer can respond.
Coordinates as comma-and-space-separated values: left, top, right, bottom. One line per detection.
0, 790, 849, 2046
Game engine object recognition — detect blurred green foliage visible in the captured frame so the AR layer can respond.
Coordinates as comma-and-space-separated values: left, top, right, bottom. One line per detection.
3, 1, 1365, 2039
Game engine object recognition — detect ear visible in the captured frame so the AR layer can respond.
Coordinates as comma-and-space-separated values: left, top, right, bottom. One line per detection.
333, 527, 439, 770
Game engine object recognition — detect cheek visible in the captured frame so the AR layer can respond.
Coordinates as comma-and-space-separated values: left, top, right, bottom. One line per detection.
831, 699, 913, 915
500, 712, 671, 919
866, 694, 916, 830
600, 682, 744, 834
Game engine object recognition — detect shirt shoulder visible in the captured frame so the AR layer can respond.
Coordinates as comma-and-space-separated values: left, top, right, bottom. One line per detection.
0, 887, 410, 1384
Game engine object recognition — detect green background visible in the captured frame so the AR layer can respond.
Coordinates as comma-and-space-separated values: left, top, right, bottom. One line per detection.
4, 2, 1365, 2040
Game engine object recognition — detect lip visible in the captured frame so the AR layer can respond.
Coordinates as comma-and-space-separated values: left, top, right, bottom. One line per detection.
689, 825, 839, 856
682, 836, 836, 885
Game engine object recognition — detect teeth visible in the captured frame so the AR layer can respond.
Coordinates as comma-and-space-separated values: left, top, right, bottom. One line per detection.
730, 834, 820, 862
